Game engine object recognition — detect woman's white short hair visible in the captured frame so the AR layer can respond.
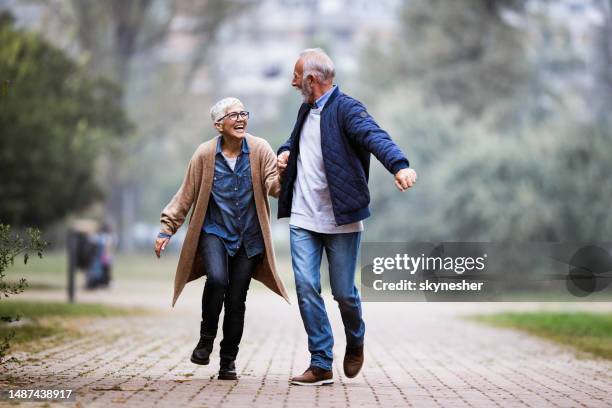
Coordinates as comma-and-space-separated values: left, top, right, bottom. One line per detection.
299, 48, 335, 84
210, 97, 244, 123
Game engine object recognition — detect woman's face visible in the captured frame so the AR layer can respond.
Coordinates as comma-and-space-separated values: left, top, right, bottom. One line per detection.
215, 104, 248, 139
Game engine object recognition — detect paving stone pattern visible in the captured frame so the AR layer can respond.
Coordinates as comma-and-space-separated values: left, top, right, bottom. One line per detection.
2, 289, 612, 407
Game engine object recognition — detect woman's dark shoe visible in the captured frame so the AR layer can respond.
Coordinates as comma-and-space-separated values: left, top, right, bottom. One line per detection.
343, 344, 364, 378
218, 359, 237, 380
190, 335, 214, 365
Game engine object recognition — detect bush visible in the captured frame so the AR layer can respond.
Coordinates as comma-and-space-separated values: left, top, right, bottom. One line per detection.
0, 224, 48, 363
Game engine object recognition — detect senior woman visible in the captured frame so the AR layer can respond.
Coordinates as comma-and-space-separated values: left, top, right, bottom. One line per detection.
154, 97, 289, 380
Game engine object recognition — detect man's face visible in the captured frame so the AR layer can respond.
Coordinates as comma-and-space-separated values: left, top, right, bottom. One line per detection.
215, 104, 248, 139
292, 58, 313, 103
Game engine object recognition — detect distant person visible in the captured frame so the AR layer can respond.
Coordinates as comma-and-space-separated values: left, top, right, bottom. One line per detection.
277, 48, 417, 385
98, 222, 115, 287
155, 97, 289, 381
85, 222, 114, 289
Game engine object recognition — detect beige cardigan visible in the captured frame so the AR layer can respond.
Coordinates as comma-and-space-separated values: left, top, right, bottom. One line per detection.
160, 134, 290, 306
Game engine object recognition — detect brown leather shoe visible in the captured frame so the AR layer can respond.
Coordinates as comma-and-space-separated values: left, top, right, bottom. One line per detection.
290, 366, 333, 386
343, 345, 364, 378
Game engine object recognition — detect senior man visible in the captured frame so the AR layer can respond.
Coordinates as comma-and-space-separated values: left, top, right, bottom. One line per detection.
277, 48, 417, 386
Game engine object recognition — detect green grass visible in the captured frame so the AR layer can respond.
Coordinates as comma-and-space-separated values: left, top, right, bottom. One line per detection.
5, 251, 180, 282
5, 251, 67, 279
0, 300, 144, 319
0, 300, 149, 353
473, 311, 612, 359
4, 250, 296, 289
1, 324, 60, 347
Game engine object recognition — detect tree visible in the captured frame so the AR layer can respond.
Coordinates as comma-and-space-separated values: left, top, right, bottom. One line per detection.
56, 0, 247, 249
358, 1, 612, 243
0, 12, 131, 226
361, 0, 529, 127
591, 0, 612, 124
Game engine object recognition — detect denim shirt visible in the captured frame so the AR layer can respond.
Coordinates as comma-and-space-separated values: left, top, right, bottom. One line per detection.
202, 137, 264, 258
313, 84, 336, 109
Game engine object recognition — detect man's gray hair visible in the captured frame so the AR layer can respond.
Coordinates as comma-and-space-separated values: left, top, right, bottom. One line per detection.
299, 48, 335, 84
210, 97, 244, 123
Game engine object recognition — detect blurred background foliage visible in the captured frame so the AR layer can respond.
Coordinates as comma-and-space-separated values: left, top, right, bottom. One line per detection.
0, 12, 131, 227
362, 0, 612, 242
0, 0, 611, 248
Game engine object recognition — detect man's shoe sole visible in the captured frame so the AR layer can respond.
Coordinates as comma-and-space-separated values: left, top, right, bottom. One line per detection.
290, 379, 334, 386
190, 355, 210, 365
218, 373, 238, 380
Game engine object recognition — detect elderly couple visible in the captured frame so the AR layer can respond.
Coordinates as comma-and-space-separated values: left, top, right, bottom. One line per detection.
154, 48, 417, 385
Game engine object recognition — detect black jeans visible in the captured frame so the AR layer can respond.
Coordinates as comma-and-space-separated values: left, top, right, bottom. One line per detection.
199, 233, 260, 361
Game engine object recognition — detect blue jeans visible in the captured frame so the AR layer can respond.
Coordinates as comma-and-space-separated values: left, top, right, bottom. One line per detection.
290, 225, 365, 371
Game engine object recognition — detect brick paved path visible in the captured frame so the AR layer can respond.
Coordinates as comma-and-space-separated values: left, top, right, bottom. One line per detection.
3, 284, 612, 407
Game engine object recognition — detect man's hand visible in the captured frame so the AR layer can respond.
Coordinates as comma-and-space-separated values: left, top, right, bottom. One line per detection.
394, 168, 417, 192
277, 151, 290, 176
154, 236, 170, 258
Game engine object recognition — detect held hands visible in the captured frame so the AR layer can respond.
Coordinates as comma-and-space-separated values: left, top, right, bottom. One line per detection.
277, 151, 290, 176
154, 236, 170, 258
394, 168, 417, 192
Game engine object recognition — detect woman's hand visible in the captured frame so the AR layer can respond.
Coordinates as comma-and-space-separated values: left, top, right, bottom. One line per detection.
154, 236, 170, 258
277, 151, 290, 176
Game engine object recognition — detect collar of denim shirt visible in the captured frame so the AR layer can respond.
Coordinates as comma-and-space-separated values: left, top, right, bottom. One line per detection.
312, 84, 336, 110
216, 135, 250, 156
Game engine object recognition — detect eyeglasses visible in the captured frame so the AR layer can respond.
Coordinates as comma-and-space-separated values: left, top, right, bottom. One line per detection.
216, 111, 249, 123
